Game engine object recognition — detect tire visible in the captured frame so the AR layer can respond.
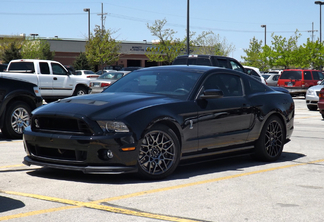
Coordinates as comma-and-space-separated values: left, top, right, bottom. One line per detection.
1, 101, 31, 139
307, 105, 318, 111
322, 113, 324, 119
253, 116, 285, 162
73, 86, 87, 96
137, 124, 180, 180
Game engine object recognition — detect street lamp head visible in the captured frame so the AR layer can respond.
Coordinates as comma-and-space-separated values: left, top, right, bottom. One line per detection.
83, 8, 90, 12
315, 1, 324, 5
261, 25, 266, 28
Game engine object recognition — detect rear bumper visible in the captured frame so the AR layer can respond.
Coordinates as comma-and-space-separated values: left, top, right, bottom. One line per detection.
284, 87, 307, 94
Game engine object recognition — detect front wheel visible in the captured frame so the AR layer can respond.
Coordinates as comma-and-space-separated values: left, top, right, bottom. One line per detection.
1, 101, 31, 139
307, 105, 318, 111
253, 116, 285, 162
137, 124, 180, 180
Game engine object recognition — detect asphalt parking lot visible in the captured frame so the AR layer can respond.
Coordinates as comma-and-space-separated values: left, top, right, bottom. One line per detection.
1, 97, 324, 222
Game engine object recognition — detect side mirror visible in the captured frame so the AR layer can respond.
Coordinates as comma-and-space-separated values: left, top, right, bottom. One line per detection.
200, 89, 224, 99
317, 81, 322, 85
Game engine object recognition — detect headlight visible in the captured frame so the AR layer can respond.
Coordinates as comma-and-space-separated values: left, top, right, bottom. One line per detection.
306, 90, 314, 96
97, 121, 129, 133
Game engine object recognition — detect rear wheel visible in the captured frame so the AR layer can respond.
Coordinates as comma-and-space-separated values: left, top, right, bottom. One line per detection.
1, 101, 31, 139
137, 124, 180, 180
73, 86, 87, 96
253, 116, 285, 162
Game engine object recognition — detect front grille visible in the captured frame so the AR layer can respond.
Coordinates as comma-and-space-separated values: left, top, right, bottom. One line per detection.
28, 144, 87, 161
32, 115, 93, 135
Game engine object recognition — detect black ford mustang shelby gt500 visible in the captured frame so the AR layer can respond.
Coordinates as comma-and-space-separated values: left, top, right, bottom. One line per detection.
23, 65, 294, 179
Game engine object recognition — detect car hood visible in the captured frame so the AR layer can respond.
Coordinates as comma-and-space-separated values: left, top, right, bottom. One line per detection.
34, 92, 182, 120
307, 84, 324, 91
269, 86, 289, 94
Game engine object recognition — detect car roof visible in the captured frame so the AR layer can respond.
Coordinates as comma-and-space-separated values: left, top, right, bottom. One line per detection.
175, 54, 235, 60
140, 65, 237, 74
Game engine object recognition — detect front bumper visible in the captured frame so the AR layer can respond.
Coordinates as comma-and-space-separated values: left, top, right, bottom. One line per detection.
305, 94, 319, 106
318, 100, 324, 114
23, 127, 139, 174
23, 156, 137, 174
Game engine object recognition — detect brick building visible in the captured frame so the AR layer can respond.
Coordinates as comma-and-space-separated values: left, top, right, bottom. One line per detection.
48, 39, 160, 69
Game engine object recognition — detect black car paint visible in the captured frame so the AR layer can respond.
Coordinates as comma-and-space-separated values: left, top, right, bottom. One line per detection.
23, 66, 294, 176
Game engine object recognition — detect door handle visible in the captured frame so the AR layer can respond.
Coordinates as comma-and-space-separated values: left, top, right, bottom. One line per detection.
53, 77, 57, 80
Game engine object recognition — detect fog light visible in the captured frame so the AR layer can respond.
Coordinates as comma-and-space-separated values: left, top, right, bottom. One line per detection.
106, 150, 114, 159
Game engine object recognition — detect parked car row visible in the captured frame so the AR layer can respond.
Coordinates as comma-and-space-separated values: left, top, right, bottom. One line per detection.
90, 71, 131, 93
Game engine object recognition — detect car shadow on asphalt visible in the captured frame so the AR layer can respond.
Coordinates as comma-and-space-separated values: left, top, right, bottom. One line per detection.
0, 196, 25, 213
25, 151, 305, 184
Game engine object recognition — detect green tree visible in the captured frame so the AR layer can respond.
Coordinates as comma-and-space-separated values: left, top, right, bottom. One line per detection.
267, 31, 301, 69
85, 25, 121, 71
21, 39, 54, 60
146, 19, 186, 64
193, 31, 235, 56
0, 36, 24, 62
73, 52, 92, 70
241, 37, 265, 69
2, 42, 22, 63
298, 39, 324, 69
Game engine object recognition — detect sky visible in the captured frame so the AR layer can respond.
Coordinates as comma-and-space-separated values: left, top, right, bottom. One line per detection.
0, 0, 321, 61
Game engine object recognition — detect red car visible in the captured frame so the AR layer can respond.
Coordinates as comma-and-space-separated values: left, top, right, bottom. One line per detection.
318, 88, 324, 119
277, 69, 324, 97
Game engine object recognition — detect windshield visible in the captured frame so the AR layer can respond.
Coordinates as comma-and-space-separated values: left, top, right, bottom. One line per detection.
262, 74, 270, 79
103, 69, 201, 99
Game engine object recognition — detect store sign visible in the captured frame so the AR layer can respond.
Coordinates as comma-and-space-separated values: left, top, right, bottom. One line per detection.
130, 46, 145, 52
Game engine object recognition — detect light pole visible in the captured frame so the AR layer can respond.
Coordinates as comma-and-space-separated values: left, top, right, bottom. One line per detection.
83, 8, 90, 40
315, 1, 324, 43
30, 33, 38, 40
187, 0, 190, 55
261, 25, 266, 46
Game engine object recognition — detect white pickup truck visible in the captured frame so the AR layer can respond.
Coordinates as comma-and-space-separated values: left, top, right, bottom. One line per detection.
0, 59, 91, 103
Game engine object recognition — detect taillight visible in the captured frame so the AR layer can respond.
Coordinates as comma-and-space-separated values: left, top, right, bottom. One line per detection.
101, 83, 110, 87
319, 88, 324, 98
87, 75, 99, 78
301, 80, 305, 87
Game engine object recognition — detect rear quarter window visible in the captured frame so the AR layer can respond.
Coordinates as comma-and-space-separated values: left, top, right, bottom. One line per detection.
312, 71, 324, 80
8, 62, 34, 72
245, 76, 270, 95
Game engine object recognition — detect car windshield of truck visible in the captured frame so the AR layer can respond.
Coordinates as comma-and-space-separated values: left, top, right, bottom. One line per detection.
280, 71, 302, 80
8, 62, 34, 72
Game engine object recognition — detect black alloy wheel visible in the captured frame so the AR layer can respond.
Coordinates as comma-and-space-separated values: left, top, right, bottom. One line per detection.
137, 124, 180, 180
254, 115, 285, 162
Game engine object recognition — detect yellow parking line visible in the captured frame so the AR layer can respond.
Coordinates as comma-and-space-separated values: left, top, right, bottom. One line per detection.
0, 140, 22, 144
0, 164, 25, 169
1, 159, 324, 221
0, 190, 199, 222
94, 159, 324, 203
0, 206, 79, 221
